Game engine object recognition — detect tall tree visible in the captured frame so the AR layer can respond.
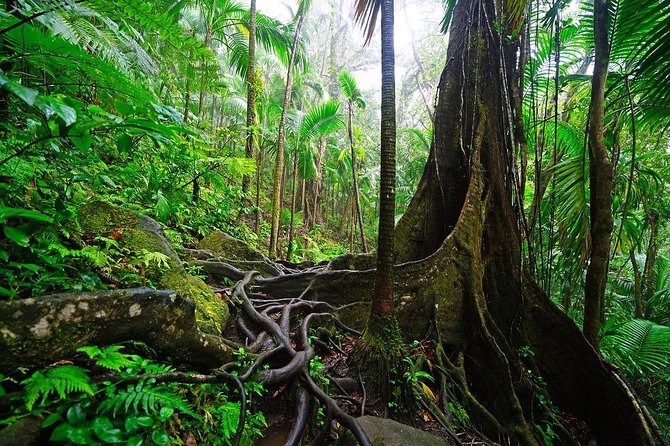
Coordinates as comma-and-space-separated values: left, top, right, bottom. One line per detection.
583, 0, 613, 347
338, 70, 368, 252
242, 0, 256, 194
385, 0, 658, 442
269, 0, 310, 259
352, 0, 403, 389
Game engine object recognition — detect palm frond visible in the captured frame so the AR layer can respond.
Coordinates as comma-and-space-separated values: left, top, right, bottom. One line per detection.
601, 319, 670, 377
353, 0, 381, 45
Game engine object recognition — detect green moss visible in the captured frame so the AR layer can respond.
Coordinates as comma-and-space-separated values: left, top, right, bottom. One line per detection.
160, 270, 228, 335
352, 314, 406, 397
78, 201, 138, 234
77, 202, 228, 335
198, 231, 266, 261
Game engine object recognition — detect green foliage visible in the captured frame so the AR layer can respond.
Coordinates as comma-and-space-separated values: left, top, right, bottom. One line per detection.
23, 366, 93, 411
4, 345, 266, 446
601, 319, 670, 378
76, 345, 135, 372
99, 380, 195, 419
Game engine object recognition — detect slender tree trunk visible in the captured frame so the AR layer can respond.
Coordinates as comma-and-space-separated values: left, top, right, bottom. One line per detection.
642, 211, 659, 318
315, 139, 327, 225
255, 145, 264, 234
630, 247, 644, 318
369, 0, 397, 333
183, 76, 191, 124
401, 0, 433, 120
350, 198, 355, 251
584, 0, 613, 347
269, 14, 305, 258
348, 102, 368, 252
242, 0, 257, 194
287, 148, 300, 260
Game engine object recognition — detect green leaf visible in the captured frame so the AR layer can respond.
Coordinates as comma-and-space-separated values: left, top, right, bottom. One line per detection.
71, 133, 93, 152
151, 429, 169, 445
0, 72, 38, 106
124, 416, 153, 432
97, 427, 124, 443
157, 406, 173, 422
50, 423, 73, 442
3, 227, 30, 247
68, 426, 95, 445
0, 206, 53, 224
115, 101, 134, 116
116, 134, 133, 152
126, 435, 143, 446
36, 97, 77, 126
92, 417, 113, 436
67, 404, 87, 426
42, 412, 62, 428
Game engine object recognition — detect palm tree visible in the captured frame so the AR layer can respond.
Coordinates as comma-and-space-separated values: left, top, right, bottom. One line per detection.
352, 0, 403, 387
268, 0, 311, 259
286, 100, 344, 260
338, 70, 368, 252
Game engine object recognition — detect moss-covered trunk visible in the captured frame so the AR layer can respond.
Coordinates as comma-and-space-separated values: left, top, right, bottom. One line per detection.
388, 0, 660, 444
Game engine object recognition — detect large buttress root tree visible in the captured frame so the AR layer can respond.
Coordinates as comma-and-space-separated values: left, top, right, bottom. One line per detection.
382, 0, 662, 444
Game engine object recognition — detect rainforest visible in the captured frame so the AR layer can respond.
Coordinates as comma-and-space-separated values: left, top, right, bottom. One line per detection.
0, 0, 669, 445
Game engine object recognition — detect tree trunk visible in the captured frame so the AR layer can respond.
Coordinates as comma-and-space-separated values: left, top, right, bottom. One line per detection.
385, 0, 657, 443
630, 247, 644, 318
362, 0, 398, 338
642, 211, 659, 319
269, 14, 305, 258
584, 0, 613, 347
348, 101, 368, 252
287, 148, 300, 260
242, 0, 257, 194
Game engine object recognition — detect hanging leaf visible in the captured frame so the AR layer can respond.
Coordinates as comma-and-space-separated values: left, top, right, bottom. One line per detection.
0, 72, 38, 106
3, 227, 30, 247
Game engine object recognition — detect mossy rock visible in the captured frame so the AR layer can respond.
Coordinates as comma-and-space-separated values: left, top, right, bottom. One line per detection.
77, 202, 228, 334
198, 231, 267, 262
78, 201, 182, 271
160, 270, 228, 335
335, 416, 454, 446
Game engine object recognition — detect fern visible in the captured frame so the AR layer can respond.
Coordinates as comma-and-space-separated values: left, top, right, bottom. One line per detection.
99, 380, 196, 419
23, 365, 93, 411
77, 345, 135, 372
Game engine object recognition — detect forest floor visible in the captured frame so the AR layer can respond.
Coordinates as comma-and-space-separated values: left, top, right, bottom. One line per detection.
205, 264, 502, 446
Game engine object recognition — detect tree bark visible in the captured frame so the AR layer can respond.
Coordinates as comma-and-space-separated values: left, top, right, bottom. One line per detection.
369, 0, 397, 330
381, 0, 658, 443
584, 0, 613, 347
269, 14, 305, 258
287, 147, 300, 260
242, 0, 257, 194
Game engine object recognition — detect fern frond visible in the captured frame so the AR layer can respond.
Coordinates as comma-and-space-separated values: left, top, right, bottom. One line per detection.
77, 345, 135, 372
23, 365, 93, 410
100, 380, 195, 418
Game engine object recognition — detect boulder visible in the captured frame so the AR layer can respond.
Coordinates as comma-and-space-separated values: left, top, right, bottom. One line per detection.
0, 288, 233, 373
198, 231, 267, 262
336, 416, 455, 446
77, 201, 227, 334
196, 231, 282, 278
